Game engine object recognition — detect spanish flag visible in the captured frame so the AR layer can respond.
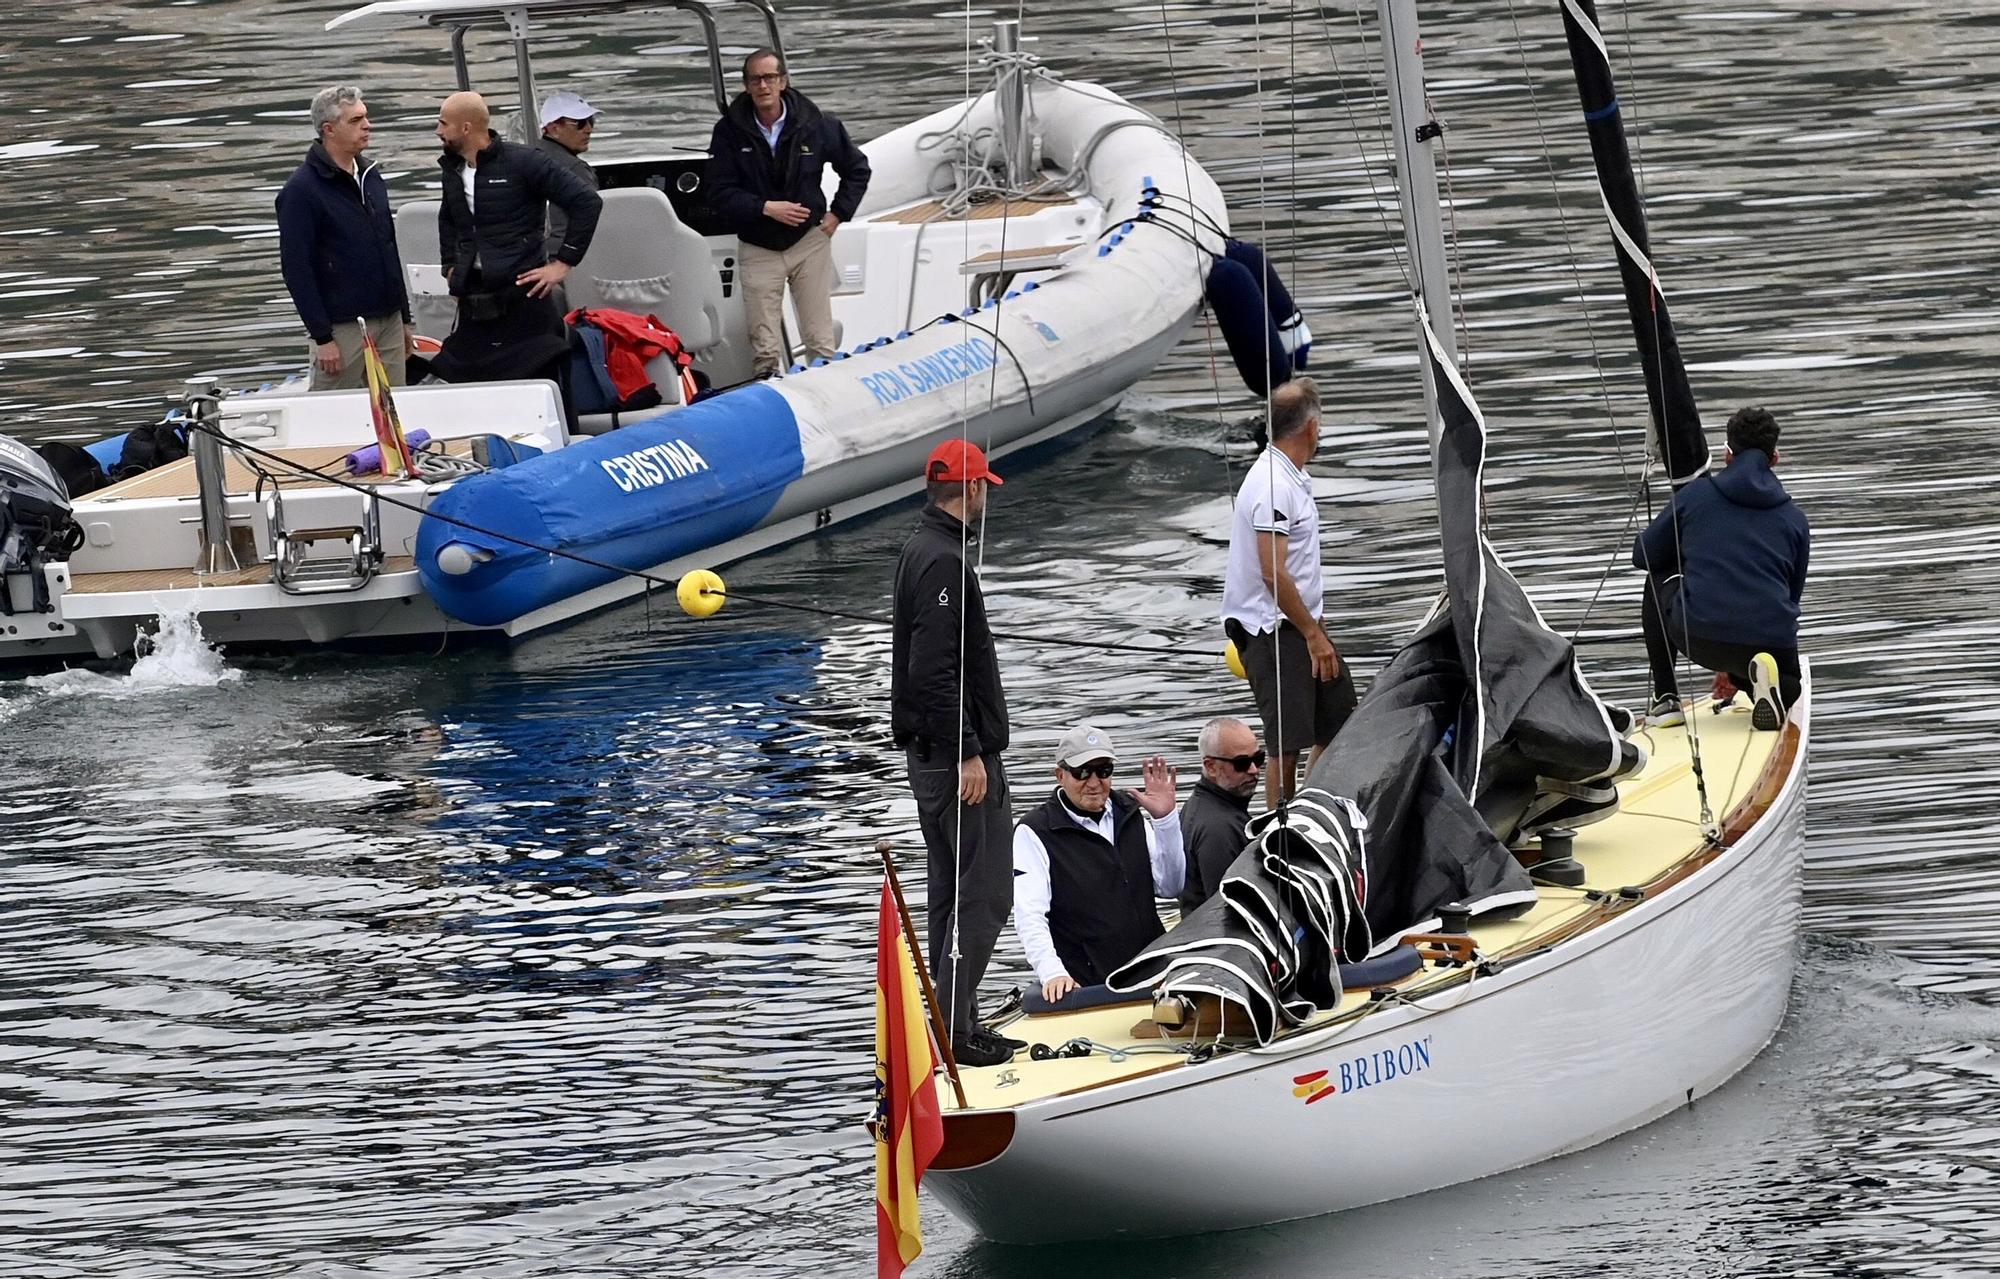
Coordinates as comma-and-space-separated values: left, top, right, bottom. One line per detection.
361, 329, 417, 480
875, 881, 943, 1278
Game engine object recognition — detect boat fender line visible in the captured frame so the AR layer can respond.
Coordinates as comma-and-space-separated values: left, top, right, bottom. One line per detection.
415, 383, 806, 627
1204, 239, 1310, 397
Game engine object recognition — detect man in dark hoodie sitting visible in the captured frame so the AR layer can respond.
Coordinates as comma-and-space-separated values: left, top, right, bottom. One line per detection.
1634, 406, 1810, 731
705, 49, 871, 378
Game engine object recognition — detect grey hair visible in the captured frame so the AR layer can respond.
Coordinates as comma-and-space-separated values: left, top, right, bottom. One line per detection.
1198, 716, 1252, 758
1269, 375, 1322, 442
310, 85, 365, 137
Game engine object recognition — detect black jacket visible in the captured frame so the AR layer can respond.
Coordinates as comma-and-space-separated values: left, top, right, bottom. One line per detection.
1177, 778, 1252, 913
1020, 790, 1165, 987
891, 505, 1008, 760
1632, 448, 1810, 651
275, 143, 409, 344
705, 88, 871, 251
437, 133, 602, 296
534, 135, 597, 264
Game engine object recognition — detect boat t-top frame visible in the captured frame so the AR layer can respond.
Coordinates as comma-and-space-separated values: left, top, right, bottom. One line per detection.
329, 0, 786, 126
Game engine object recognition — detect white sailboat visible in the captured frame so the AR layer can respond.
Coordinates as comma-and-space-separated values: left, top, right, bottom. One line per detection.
0, 1, 1244, 667
915, 0, 1810, 1243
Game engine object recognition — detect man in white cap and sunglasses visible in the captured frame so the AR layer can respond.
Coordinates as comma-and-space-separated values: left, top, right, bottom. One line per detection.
537, 91, 600, 266
1011, 724, 1184, 1006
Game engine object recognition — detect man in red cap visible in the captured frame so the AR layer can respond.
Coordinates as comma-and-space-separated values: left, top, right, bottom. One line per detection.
890, 437, 1018, 1068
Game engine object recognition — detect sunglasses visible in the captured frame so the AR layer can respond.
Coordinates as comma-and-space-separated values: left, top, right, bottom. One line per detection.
1206, 751, 1267, 772
1063, 760, 1115, 781
561, 117, 596, 129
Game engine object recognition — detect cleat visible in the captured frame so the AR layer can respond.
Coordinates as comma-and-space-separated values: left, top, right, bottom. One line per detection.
1648, 693, 1685, 728
1749, 653, 1784, 731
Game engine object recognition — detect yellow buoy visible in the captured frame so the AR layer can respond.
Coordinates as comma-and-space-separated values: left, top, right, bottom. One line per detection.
677, 569, 727, 618
1224, 639, 1247, 680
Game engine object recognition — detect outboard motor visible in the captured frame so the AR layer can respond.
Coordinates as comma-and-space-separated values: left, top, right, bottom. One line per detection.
0, 434, 83, 616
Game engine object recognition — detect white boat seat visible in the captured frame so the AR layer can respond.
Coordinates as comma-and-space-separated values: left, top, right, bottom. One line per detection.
570, 349, 689, 436
564, 187, 726, 354
392, 199, 458, 343
392, 192, 726, 357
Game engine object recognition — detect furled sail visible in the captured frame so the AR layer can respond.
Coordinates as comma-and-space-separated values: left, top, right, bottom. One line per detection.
1108, 312, 1643, 1044
1559, 0, 1710, 484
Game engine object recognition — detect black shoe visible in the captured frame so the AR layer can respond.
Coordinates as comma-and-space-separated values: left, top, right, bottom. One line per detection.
988, 1031, 1028, 1052
952, 1029, 1016, 1068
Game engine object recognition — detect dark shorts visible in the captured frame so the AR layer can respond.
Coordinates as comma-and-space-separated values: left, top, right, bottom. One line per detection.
1228, 619, 1357, 756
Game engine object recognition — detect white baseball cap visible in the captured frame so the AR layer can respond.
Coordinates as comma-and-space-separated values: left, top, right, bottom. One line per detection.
539, 91, 600, 128
1055, 723, 1118, 768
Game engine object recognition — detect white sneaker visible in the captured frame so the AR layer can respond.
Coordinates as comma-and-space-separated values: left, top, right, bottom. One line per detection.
1648, 693, 1685, 728
1749, 653, 1785, 731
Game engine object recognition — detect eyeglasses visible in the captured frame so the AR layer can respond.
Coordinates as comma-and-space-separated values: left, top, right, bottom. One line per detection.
745, 73, 785, 86
1063, 760, 1115, 781
561, 117, 596, 129
1205, 751, 1267, 772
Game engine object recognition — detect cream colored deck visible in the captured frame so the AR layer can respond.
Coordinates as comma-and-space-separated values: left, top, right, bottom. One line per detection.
951, 700, 1789, 1111
66, 555, 416, 596
872, 193, 1077, 225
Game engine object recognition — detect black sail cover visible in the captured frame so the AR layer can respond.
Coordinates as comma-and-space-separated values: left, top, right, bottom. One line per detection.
1108, 315, 1643, 1044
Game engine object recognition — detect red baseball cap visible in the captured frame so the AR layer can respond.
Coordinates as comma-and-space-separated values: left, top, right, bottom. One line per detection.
924, 438, 1004, 485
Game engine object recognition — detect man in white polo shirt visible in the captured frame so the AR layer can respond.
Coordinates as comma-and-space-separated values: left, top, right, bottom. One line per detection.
1222, 376, 1356, 806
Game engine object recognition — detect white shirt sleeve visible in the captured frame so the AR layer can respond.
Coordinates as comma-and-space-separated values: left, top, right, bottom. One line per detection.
1011, 823, 1069, 985
1146, 809, 1186, 900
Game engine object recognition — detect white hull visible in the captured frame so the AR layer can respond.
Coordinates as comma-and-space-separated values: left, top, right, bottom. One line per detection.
928, 696, 1810, 1243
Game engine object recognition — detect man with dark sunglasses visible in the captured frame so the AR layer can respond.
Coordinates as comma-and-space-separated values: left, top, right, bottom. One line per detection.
1011, 724, 1184, 1006
1177, 716, 1263, 912
536, 91, 600, 267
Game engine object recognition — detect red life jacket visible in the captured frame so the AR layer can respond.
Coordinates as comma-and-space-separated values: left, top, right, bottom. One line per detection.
564, 307, 697, 405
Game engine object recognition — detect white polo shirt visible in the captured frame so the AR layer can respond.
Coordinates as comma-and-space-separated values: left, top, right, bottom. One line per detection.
1222, 445, 1323, 633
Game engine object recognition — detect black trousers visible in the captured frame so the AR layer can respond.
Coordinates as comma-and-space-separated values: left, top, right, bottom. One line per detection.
905, 748, 1013, 1039
1642, 574, 1801, 706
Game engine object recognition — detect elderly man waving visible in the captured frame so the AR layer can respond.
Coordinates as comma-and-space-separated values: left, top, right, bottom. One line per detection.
1012, 724, 1184, 1004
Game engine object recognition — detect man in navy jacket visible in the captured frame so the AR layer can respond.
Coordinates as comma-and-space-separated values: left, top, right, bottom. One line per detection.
276, 86, 411, 391
705, 49, 870, 377
1634, 406, 1811, 730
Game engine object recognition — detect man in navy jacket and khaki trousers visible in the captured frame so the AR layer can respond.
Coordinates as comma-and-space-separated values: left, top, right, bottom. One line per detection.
705, 49, 871, 378
276, 86, 412, 391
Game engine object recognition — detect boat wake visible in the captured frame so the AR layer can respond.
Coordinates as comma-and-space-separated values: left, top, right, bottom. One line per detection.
26, 607, 242, 699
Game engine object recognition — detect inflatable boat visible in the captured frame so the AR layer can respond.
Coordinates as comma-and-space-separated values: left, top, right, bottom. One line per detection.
0, 0, 1255, 666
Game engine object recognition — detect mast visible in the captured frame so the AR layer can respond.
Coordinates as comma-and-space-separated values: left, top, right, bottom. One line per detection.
1378, 0, 1456, 453
1558, 0, 1710, 484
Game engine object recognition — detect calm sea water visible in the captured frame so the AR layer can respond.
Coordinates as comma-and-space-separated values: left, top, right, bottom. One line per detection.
3, 1, 1998, 1275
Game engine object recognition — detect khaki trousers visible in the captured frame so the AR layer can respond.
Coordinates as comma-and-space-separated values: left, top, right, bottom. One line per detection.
739, 230, 836, 376
309, 313, 408, 392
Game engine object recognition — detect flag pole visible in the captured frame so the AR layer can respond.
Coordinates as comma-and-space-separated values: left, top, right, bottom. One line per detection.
877, 839, 968, 1109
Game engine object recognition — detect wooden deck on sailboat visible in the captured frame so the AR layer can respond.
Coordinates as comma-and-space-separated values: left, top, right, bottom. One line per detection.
951, 700, 1796, 1110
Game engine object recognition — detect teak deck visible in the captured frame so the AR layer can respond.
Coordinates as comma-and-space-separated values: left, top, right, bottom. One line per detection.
873, 193, 1078, 225
88, 443, 469, 503
67, 555, 416, 595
